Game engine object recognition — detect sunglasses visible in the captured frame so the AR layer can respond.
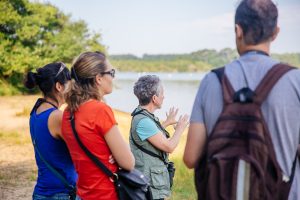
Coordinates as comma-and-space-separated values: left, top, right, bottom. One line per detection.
100, 69, 116, 78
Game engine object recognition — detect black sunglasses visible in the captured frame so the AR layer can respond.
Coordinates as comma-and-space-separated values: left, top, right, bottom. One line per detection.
100, 69, 115, 78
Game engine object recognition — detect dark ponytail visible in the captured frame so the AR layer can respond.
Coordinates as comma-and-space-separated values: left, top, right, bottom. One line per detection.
24, 71, 38, 89
24, 62, 71, 100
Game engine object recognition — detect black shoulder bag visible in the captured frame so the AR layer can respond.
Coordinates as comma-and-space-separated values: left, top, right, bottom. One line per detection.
31, 98, 76, 200
130, 108, 176, 188
70, 114, 152, 200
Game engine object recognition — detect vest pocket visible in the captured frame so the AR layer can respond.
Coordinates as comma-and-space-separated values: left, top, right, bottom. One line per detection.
150, 165, 169, 189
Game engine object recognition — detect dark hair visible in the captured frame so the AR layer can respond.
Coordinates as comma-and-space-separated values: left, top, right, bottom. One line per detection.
235, 0, 278, 45
24, 62, 71, 101
133, 75, 161, 106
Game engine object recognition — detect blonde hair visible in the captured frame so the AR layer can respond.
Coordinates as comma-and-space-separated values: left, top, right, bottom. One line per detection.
64, 51, 108, 113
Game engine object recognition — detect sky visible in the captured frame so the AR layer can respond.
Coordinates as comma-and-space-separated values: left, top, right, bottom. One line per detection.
41, 0, 300, 56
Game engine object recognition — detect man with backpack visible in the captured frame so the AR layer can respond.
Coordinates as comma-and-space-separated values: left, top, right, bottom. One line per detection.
183, 0, 300, 199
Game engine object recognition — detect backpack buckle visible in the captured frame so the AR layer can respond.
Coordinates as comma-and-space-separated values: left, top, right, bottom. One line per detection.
282, 174, 290, 182
233, 87, 255, 103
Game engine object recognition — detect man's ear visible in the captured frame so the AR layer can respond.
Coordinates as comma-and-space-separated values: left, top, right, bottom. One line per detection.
235, 24, 243, 39
271, 26, 280, 41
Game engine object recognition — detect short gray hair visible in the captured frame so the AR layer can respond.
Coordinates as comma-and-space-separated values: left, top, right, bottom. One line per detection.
133, 75, 161, 106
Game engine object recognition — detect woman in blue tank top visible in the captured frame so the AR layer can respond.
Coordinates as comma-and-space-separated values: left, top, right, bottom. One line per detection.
24, 62, 77, 200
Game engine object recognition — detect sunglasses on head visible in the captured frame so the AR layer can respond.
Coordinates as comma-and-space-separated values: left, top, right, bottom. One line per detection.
55, 63, 66, 77
55, 62, 71, 80
100, 69, 115, 78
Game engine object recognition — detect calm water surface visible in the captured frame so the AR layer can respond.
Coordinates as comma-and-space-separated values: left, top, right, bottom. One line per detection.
105, 72, 207, 119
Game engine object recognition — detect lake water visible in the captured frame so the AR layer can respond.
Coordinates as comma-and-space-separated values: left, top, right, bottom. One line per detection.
105, 72, 207, 119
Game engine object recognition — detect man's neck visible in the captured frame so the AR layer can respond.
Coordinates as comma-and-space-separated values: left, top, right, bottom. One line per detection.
238, 42, 270, 56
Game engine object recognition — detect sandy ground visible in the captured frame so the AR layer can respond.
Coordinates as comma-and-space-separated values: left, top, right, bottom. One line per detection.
0, 95, 37, 200
0, 95, 133, 200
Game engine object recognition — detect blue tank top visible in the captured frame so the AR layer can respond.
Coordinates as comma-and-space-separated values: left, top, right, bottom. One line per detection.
30, 107, 77, 196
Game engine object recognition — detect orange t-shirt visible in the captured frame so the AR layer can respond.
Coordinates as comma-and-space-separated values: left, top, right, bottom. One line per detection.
62, 100, 118, 200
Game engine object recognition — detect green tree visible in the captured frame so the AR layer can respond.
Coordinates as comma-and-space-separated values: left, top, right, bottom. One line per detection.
0, 0, 106, 95
110, 48, 299, 73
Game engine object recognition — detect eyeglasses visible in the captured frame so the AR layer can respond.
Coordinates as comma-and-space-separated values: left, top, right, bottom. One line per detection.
100, 69, 115, 78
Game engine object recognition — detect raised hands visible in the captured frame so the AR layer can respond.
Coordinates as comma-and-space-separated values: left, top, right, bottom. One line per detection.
174, 114, 189, 132
162, 107, 179, 128
162, 107, 189, 132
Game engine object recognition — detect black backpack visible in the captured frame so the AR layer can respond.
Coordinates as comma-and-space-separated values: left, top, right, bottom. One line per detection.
195, 63, 298, 200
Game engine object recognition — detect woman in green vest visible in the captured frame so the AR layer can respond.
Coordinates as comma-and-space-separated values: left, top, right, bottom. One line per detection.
129, 75, 189, 200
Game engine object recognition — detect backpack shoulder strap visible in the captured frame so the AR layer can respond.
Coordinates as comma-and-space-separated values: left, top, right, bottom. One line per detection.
211, 67, 225, 83
253, 63, 298, 183
254, 63, 295, 104
212, 67, 235, 104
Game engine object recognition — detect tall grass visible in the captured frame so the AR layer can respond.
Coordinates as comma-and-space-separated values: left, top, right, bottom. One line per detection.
171, 157, 197, 199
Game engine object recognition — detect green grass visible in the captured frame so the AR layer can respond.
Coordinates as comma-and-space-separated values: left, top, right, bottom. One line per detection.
171, 157, 197, 200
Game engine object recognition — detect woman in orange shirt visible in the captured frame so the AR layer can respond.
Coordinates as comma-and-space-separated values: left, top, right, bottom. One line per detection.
62, 51, 135, 200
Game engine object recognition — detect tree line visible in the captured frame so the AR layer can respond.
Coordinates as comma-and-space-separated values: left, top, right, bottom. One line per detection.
109, 48, 300, 72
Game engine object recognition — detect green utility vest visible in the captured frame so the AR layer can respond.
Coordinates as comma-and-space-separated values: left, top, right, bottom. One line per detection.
129, 107, 171, 199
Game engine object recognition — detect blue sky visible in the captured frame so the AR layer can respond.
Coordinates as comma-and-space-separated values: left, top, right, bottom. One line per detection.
42, 0, 300, 56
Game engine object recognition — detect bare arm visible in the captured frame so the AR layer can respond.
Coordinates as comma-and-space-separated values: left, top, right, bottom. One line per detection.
148, 115, 189, 153
183, 122, 207, 169
48, 110, 64, 140
104, 125, 135, 170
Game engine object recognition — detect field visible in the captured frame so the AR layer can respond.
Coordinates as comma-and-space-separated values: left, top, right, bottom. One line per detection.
0, 95, 196, 199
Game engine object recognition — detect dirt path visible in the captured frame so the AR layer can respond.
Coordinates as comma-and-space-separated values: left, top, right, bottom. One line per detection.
0, 95, 132, 200
0, 95, 38, 200
0, 95, 196, 200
